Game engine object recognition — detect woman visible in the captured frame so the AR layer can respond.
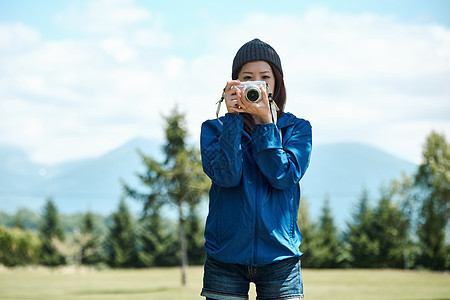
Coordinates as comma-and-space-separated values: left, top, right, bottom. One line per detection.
200, 38, 312, 300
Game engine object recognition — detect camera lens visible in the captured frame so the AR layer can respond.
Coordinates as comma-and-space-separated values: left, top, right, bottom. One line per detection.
245, 86, 261, 102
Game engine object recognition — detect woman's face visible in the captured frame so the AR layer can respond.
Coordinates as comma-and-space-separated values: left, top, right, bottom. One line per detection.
238, 61, 276, 92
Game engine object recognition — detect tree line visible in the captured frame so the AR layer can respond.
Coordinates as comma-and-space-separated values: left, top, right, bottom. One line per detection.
1, 107, 448, 272
0, 197, 205, 269
300, 130, 449, 270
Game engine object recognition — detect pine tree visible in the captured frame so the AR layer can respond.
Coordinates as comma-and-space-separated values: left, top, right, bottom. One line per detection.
136, 203, 179, 267
297, 198, 319, 268
371, 187, 409, 268
415, 131, 449, 270
106, 198, 138, 268
80, 212, 103, 265
39, 198, 65, 266
346, 189, 379, 268
185, 204, 206, 265
123, 106, 209, 285
160, 106, 210, 284
315, 195, 340, 268
392, 174, 420, 269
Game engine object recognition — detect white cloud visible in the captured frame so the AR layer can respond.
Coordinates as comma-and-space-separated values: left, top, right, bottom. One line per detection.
184, 9, 450, 163
100, 37, 138, 62
0, 23, 40, 51
0, 4, 449, 164
165, 56, 185, 78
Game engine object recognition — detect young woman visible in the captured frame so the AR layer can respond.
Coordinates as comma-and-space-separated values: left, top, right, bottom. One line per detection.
200, 38, 312, 300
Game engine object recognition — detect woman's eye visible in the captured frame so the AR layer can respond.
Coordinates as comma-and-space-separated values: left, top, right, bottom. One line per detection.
262, 75, 270, 79
243, 76, 252, 80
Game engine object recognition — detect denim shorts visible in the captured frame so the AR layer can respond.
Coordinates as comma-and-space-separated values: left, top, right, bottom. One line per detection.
201, 255, 304, 300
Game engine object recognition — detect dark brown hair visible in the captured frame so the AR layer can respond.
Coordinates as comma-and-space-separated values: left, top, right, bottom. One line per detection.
235, 61, 286, 135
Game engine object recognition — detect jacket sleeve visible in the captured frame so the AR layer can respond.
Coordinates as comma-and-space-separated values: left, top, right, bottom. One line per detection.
252, 119, 312, 190
200, 114, 243, 188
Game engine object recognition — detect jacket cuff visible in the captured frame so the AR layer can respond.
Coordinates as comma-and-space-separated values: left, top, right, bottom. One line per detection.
220, 113, 243, 144
252, 123, 282, 153
222, 113, 243, 131
223, 113, 243, 122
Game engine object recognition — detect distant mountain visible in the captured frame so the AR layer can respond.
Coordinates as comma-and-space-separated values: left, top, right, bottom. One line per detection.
41, 137, 163, 213
0, 139, 416, 228
0, 146, 47, 202
0, 138, 162, 214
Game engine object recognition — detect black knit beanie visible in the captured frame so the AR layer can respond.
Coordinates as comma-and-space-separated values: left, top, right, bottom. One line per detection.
232, 38, 283, 80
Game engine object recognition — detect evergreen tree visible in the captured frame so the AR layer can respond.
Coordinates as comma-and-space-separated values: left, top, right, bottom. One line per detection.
136, 204, 179, 267
298, 198, 320, 268
106, 198, 138, 268
371, 187, 409, 268
38, 198, 65, 266
346, 189, 379, 268
80, 212, 103, 265
416, 196, 448, 270
314, 196, 340, 268
123, 106, 209, 285
392, 174, 421, 269
185, 203, 206, 265
415, 131, 449, 270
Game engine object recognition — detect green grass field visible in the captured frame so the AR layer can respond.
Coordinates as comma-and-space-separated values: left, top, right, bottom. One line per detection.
0, 266, 449, 300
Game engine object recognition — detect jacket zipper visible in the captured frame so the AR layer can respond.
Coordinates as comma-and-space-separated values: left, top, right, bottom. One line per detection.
244, 131, 259, 266
252, 167, 259, 266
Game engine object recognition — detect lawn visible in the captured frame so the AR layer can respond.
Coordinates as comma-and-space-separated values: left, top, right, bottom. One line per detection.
0, 265, 449, 300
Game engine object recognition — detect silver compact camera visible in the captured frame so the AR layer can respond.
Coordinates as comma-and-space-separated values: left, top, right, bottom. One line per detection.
233, 81, 267, 102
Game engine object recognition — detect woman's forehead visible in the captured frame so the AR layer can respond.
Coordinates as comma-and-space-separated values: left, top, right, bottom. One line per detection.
240, 61, 272, 72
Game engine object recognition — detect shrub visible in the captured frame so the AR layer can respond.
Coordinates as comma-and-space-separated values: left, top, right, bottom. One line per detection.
0, 226, 41, 266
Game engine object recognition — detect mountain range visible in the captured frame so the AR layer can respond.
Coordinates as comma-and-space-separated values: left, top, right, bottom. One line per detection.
0, 138, 417, 228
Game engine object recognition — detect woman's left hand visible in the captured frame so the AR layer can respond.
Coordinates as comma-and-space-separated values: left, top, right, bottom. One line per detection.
233, 84, 273, 124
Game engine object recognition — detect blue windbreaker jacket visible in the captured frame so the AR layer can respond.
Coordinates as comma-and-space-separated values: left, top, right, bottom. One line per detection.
200, 112, 312, 266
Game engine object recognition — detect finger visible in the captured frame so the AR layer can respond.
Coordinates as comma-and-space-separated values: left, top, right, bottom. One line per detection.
226, 89, 241, 106
224, 92, 238, 105
224, 83, 241, 98
235, 100, 251, 115
235, 93, 245, 109
226, 98, 240, 112
224, 80, 241, 92
234, 88, 245, 105
260, 84, 269, 104
229, 105, 245, 114
225, 89, 237, 98
228, 97, 246, 112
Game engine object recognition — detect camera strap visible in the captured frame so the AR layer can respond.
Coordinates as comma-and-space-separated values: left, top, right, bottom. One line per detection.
216, 89, 225, 126
268, 89, 283, 142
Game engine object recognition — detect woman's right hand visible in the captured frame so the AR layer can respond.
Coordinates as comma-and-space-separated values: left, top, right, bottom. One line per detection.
223, 80, 241, 114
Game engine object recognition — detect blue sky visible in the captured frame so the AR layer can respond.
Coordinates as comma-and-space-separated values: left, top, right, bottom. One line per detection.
0, 0, 449, 164
2, 1, 449, 35
2, 1, 449, 49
